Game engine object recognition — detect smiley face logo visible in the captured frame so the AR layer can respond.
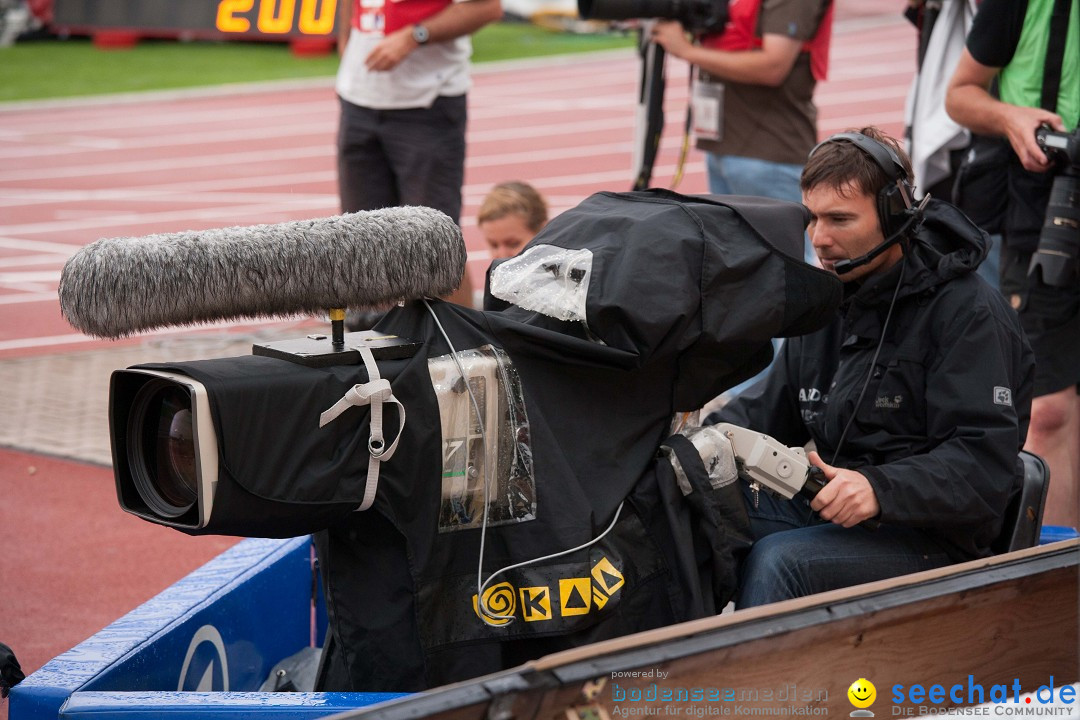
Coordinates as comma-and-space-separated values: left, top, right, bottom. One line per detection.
847, 678, 876, 709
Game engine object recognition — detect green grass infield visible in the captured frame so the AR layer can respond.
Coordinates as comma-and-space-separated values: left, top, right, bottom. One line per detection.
0, 21, 635, 103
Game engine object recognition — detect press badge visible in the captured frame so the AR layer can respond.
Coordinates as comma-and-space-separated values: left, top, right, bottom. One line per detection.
692, 74, 724, 143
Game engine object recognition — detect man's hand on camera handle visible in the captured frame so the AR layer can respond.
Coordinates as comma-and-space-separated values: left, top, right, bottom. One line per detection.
807, 451, 881, 528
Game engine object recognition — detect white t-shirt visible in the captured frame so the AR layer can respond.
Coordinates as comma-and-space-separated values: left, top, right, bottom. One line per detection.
335, 0, 473, 111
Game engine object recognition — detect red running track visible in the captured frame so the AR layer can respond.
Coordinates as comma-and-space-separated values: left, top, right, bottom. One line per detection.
0, 4, 913, 358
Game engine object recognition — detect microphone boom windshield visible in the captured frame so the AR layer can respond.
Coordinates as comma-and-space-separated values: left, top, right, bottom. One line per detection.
59, 207, 466, 339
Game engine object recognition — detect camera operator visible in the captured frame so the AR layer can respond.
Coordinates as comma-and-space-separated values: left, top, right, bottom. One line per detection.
708, 128, 1034, 607
650, 0, 833, 264
945, 0, 1079, 528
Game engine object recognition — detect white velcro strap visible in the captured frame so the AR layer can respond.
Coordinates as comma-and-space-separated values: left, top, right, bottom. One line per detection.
318, 345, 405, 512
318, 379, 392, 427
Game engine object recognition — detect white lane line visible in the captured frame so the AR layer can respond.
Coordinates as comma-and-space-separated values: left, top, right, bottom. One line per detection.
0, 253, 74, 268
0, 318, 307, 351
1, 100, 336, 138
0, 291, 58, 306
0, 198, 338, 236
0, 119, 336, 161
0, 236, 87, 253
0, 156, 702, 241
0, 270, 59, 283
0, 144, 335, 183
0, 188, 339, 209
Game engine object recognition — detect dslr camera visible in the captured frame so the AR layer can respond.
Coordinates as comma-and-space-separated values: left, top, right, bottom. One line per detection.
1029, 126, 1080, 287
577, 0, 728, 35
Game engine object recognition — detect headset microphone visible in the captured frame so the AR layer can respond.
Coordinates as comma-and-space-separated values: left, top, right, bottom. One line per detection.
833, 193, 931, 275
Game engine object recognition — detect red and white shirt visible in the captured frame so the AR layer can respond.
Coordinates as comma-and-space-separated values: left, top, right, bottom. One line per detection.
336, 0, 472, 109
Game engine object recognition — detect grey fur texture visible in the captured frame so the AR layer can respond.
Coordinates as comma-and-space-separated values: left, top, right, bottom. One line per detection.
59, 207, 465, 338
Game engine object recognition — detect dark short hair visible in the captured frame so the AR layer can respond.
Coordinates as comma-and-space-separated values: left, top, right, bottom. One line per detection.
800, 126, 914, 199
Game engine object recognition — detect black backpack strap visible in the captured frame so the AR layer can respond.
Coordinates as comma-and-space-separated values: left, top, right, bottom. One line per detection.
1040, 0, 1073, 112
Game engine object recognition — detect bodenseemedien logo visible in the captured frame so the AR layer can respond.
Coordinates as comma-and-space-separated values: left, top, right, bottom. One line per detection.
848, 678, 877, 717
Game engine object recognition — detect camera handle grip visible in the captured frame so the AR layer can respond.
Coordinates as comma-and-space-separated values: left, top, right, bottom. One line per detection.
799, 466, 881, 531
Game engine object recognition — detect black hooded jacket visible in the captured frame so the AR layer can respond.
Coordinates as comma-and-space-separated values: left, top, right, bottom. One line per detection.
711, 199, 1035, 560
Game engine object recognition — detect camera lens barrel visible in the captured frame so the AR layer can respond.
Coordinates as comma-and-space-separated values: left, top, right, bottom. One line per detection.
1029, 171, 1080, 287
127, 379, 199, 518
577, 0, 726, 30
577, 0, 670, 21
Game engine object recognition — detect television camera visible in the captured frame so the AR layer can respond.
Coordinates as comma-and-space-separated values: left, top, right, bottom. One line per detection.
61, 191, 843, 691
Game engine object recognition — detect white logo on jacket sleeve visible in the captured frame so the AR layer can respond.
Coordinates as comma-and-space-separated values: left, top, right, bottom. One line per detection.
993, 387, 1013, 406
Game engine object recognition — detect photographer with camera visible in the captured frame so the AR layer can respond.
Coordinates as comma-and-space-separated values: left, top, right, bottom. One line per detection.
708, 128, 1034, 606
945, 0, 1079, 528
650, 0, 832, 263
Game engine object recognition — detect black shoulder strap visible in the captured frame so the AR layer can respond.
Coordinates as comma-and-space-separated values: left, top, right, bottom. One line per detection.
1040, 0, 1073, 112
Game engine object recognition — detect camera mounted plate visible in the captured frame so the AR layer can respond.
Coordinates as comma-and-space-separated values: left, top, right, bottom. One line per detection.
253, 330, 422, 368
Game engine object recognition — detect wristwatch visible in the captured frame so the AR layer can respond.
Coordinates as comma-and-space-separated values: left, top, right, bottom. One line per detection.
411, 24, 430, 45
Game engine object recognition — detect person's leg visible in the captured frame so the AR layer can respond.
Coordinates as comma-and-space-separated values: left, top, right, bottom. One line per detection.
705, 152, 735, 195
337, 99, 399, 214
735, 523, 955, 608
375, 96, 472, 305
380, 95, 466, 224
1026, 388, 1080, 528
1001, 243, 1080, 528
706, 154, 817, 266
740, 474, 821, 538
709, 155, 804, 203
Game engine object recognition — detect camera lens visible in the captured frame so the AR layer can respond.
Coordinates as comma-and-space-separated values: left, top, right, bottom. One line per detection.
128, 379, 199, 518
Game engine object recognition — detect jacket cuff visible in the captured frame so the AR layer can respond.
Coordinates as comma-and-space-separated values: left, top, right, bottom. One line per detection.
858, 464, 891, 522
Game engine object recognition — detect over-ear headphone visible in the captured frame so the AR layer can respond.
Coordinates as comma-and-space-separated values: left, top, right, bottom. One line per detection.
808, 131, 918, 240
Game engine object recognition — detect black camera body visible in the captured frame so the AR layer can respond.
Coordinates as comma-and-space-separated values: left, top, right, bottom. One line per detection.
1037, 125, 1080, 166
1029, 126, 1080, 287
577, 0, 728, 34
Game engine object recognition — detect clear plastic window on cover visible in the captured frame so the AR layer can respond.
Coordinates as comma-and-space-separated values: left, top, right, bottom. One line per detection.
489, 244, 593, 323
662, 425, 739, 496
428, 345, 536, 532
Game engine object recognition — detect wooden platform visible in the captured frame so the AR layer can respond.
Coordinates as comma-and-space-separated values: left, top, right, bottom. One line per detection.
349, 540, 1079, 719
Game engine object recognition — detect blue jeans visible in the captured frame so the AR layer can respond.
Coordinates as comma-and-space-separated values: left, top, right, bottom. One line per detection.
706, 154, 816, 266
735, 481, 955, 608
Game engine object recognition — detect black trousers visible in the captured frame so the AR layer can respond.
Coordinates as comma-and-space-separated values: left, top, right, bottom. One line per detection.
337, 94, 467, 224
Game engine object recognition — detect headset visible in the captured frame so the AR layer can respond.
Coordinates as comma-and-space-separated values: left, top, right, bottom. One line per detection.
808, 131, 929, 275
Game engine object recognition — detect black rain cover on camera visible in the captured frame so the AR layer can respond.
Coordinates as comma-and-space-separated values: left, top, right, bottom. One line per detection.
313, 191, 842, 690
141, 190, 842, 692
487, 189, 843, 409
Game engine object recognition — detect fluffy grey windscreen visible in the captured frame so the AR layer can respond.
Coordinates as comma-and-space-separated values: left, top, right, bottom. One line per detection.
58, 207, 466, 338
